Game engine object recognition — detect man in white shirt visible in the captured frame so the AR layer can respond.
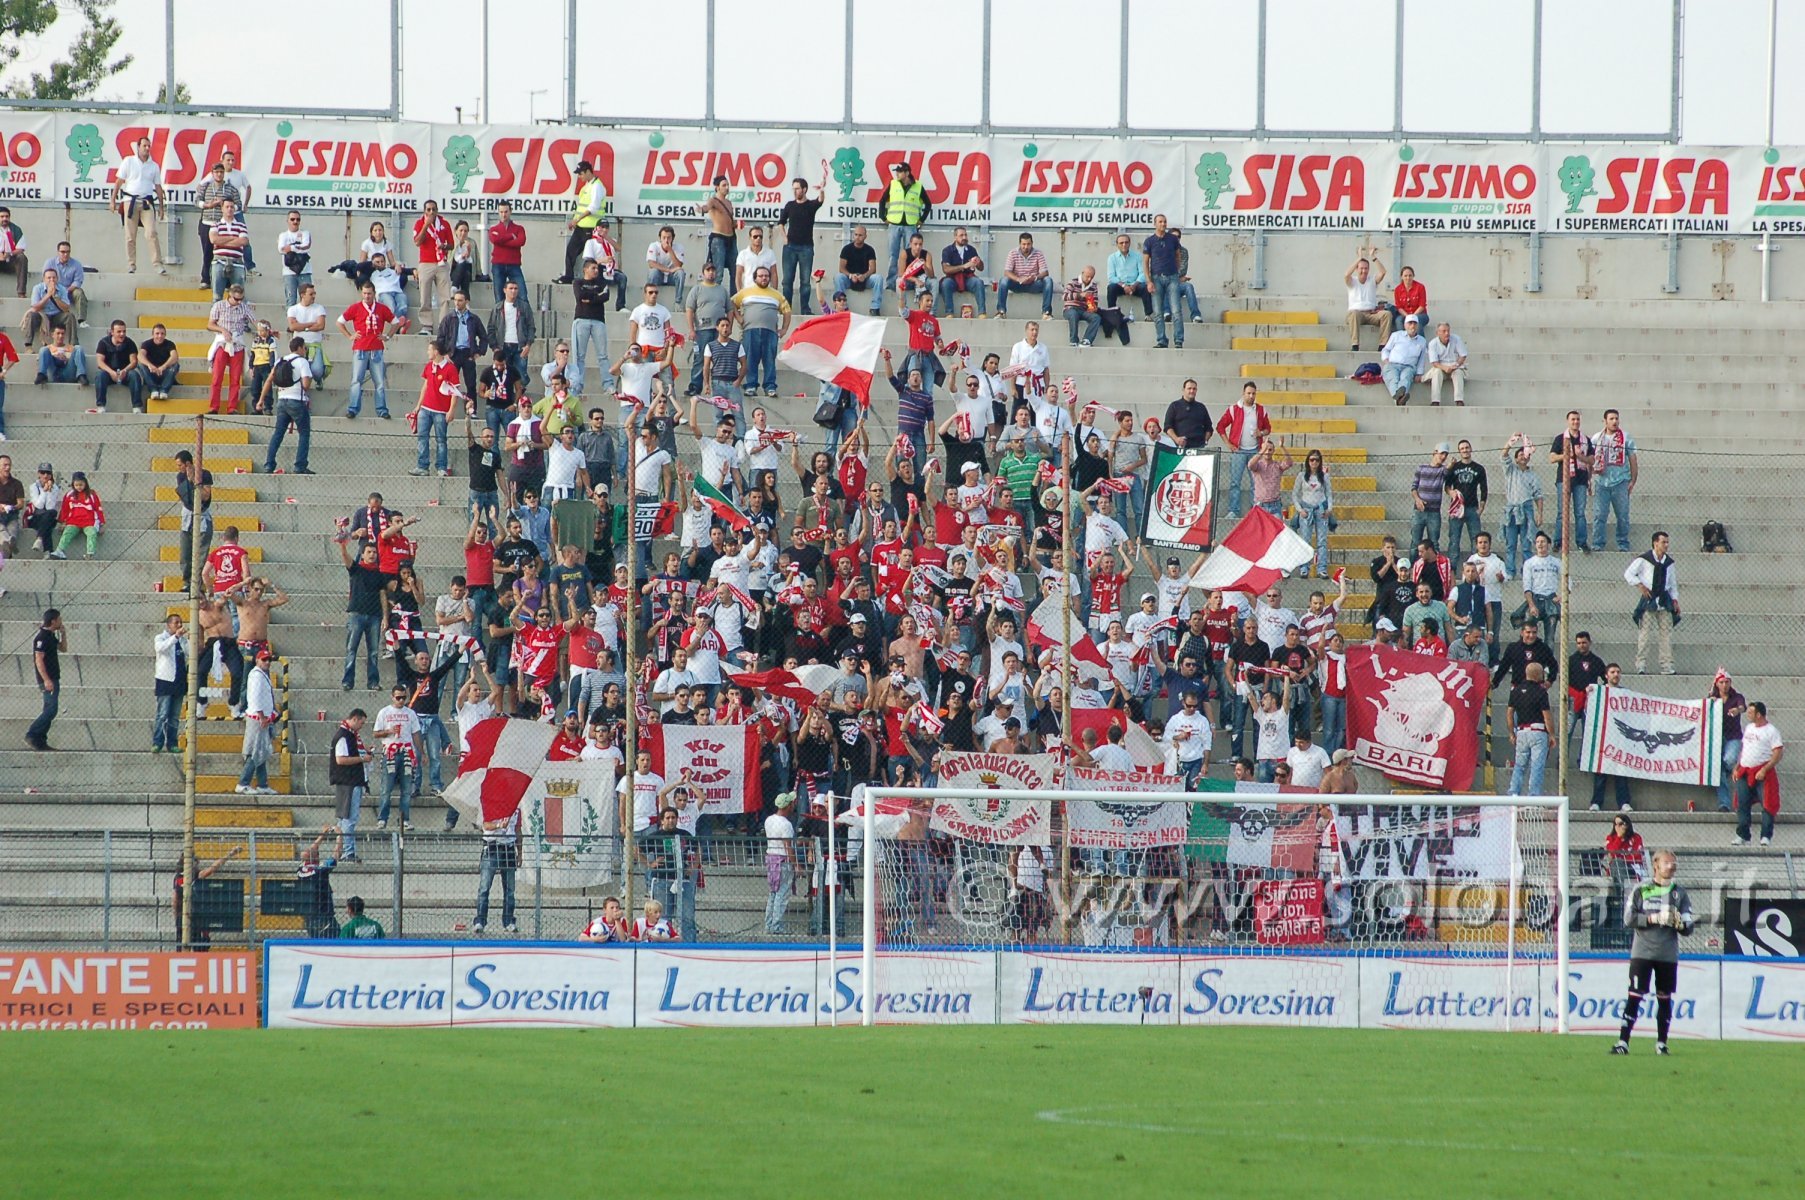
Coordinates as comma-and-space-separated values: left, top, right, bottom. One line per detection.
1285, 728, 1331, 788
1343, 249, 1388, 350
688, 401, 744, 498
286, 281, 330, 385
1089, 723, 1136, 772
1254, 585, 1300, 654
1623, 530, 1679, 675
633, 424, 674, 497
734, 225, 777, 292
1380, 315, 1428, 405
542, 424, 590, 503
1424, 321, 1469, 407
235, 651, 280, 794
1464, 531, 1507, 666
110, 136, 167, 274
1519, 532, 1562, 638
276, 210, 314, 306
1733, 703, 1784, 847
1164, 690, 1213, 787
652, 646, 697, 715
973, 698, 1017, 750
374, 685, 424, 830
646, 225, 687, 304
1008, 323, 1052, 403
763, 792, 798, 934
617, 749, 665, 832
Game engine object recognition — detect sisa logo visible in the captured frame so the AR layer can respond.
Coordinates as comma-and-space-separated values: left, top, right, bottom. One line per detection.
1393, 161, 1536, 202
1591, 155, 1729, 215
270, 128, 419, 180
1234, 153, 1363, 212
109, 126, 244, 186
865, 149, 991, 206
641, 148, 787, 189
1756, 153, 1805, 202
480, 138, 613, 197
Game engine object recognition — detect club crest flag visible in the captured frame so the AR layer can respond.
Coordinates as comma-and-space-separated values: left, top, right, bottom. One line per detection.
1066, 767, 1186, 849
1141, 446, 1217, 551
930, 752, 1055, 845
650, 724, 763, 815
1578, 684, 1724, 786
525, 760, 621, 891
1345, 646, 1488, 791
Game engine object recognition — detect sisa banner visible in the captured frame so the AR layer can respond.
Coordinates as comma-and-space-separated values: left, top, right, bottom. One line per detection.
0, 951, 258, 1030
0, 114, 55, 203
1345, 645, 1488, 791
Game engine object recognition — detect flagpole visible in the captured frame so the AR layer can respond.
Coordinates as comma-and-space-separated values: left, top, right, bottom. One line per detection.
1059, 428, 1074, 947
623, 408, 639, 916
1556, 458, 1573, 800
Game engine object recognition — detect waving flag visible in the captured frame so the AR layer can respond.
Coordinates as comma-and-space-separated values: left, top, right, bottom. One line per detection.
1188, 507, 1315, 595
692, 475, 751, 531
1095, 476, 1133, 495
444, 717, 560, 824
779, 312, 887, 403
727, 668, 820, 708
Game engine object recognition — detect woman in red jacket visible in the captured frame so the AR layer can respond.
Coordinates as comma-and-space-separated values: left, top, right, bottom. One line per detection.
1392, 265, 1428, 332
1603, 814, 1645, 927
50, 470, 104, 559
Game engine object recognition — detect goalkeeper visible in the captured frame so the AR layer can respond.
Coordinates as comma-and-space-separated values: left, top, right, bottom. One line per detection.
1612, 849, 1694, 1056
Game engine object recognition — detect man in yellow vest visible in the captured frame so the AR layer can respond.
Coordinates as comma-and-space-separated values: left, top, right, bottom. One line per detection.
560, 160, 608, 284
878, 161, 931, 313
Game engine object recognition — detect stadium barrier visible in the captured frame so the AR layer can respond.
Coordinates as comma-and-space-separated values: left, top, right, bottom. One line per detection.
258, 940, 1805, 1038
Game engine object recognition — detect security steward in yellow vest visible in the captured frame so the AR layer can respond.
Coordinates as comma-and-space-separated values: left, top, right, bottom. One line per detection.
560, 160, 608, 284
878, 161, 932, 300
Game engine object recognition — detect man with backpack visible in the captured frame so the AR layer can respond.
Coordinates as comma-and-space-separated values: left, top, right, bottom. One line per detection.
262, 336, 314, 475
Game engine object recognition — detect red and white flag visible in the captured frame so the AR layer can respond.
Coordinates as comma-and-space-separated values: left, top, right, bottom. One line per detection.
779, 312, 887, 404
443, 717, 559, 824
908, 701, 945, 736
1095, 476, 1133, 495
1188, 507, 1315, 595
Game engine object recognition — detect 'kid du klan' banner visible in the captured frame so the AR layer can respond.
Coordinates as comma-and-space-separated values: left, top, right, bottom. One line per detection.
5, 112, 1805, 234
260, 942, 1805, 1039
1578, 684, 1724, 787
1065, 766, 1186, 850
929, 752, 1055, 845
1346, 645, 1488, 791
649, 725, 763, 816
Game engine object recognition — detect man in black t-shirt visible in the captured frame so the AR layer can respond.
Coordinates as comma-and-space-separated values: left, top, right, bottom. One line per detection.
92, 319, 141, 412
1225, 618, 1270, 761
492, 516, 541, 592
337, 540, 387, 690
835, 226, 881, 316
26, 607, 65, 751
1162, 379, 1212, 449
778, 172, 825, 314
135, 322, 181, 401
399, 649, 460, 811
298, 825, 344, 939
465, 419, 503, 517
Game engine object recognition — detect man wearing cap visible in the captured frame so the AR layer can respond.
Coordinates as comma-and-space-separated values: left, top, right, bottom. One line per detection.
879, 161, 931, 303
1380, 314, 1429, 405
559, 161, 608, 285
1321, 748, 1359, 794
235, 650, 279, 795
764, 792, 798, 935
825, 650, 870, 712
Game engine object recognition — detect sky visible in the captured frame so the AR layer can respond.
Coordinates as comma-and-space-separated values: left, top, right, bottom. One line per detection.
4, 0, 1800, 143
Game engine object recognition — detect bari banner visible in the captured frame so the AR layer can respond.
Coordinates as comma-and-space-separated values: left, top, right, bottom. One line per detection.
650, 724, 763, 816
0, 951, 258, 1030
1578, 684, 1724, 787
1346, 645, 1488, 790
929, 752, 1055, 845
1066, 767, 1186, 850
0, 113, 55, 203
525, 759, 620, 892
1141, 446, 1217, 552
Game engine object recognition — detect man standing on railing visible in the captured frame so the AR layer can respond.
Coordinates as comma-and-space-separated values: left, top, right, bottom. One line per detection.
1612, 848, 1694, 1056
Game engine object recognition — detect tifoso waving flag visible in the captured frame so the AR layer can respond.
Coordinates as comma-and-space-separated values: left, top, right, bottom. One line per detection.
779, 312, 887, 403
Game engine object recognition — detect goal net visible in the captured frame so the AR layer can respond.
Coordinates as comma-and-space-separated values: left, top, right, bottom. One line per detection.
840, 785, 1569, 1032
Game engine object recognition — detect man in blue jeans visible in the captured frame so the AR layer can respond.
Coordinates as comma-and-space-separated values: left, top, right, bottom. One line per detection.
834, 226, 882, 315
1141, 213, 1185, 349
262, 336, 314, 475
997, 232, 1054, 317
1589, 408, 1638, 552
778, 173, 824, 314
337, 539, 387, 690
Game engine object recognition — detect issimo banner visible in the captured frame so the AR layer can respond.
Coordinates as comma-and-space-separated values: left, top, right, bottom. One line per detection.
1578, 684, 1724, 787
1346, 645, 1488, 791
0, 951, 258, 1030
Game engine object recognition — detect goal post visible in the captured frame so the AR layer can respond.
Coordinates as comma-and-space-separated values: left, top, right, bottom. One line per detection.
855, 787, 1571, 1033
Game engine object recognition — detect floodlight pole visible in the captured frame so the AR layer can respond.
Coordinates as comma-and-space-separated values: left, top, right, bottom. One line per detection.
1059, 431, 1074, 946
861, 783, 875, 1027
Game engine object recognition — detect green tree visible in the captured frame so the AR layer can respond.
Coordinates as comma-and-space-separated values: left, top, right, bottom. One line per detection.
154, 80, 192, 107
1, 0, 132, 102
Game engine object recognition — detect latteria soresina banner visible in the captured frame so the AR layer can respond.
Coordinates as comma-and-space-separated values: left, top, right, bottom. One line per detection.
5, 113, 1802, 234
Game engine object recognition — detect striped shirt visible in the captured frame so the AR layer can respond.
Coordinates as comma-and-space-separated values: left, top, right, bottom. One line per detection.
1299, 604, 1338, 653
890, 373, 934, 435
1005, 247, 1049, 281
1411, 462, 1445, 508
211, 219, 248, 263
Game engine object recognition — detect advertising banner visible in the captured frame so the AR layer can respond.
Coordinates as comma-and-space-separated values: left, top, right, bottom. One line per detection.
1177, 953, 1356, 1027
1724, 898, 1805, 957
0, 951, 257, 1030
1719, 959, 1805, 1040
1185, 141, 1383, 232
431, 124, 620, 217
626, 129, 801, 225
1358, 956, 1542, 1032
1000, 950, 1183, 1024
1545, 146, 1738, 235
929, 752, 1056, 845
1345, 645, 1488, 791
998, 138, 1181, 229
801, 133, 999, 228
1578, 685, 1723, 787
1544, 957, 1719, 1038
635, 948, 819, 1027
257, 120, 433, 213
0, 113, 55, 204
1379, 142, 1544, 234
1066, 766, 1186, 850
56, 116, 256, 207
1141, 447, 1217, 552
816, 952, 996, 1025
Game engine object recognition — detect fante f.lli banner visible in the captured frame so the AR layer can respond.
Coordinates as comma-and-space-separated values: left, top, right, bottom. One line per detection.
525, 760, 620, 892
1066, 767, 1186, 850
1578, 685, 1724, 787
1141, 447, 1216, 552
930, 752, 1055, 845
650, 725, 763, 816
1346, 646, 1488, 791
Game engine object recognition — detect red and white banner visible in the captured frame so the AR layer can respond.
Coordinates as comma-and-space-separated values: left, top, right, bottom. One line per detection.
1188, 506, 1315, 595
930, 752, 1055, 845
1254, 878, 1326, 946
444, 717, 559, 824
650, 724, 763, 815
1345, 645, 1488, 791
780, 312, 887, 403
525, 760, 620, 892
1067, 767, 1187, 849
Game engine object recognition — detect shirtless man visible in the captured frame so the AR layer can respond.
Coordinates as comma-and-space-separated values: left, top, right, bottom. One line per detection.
234, 577, 290, 660
197, 593, 245, 716
696, 176, 737, 285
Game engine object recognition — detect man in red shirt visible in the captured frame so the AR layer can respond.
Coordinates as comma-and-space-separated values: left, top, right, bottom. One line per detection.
463, 510, 496, 607
901, 288, 945, 386
376, 511, 419, 580
335, 281, 393, 419
202, 525, 251, 596
412, 200, 455, 326
412, 337, 459, 478
486, 201, 527, 305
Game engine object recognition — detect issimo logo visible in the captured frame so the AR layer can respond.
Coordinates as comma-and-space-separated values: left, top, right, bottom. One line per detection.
1596, 156, 1729, 215
270, 134, 420, 181
481, 137, 614, 197
1393, 160, 1536, 202
865, 149, 992, 206
0, 130, 43, 170
1234, 153, 1363, 212
641, 148, 787, 189
1017, 156, 1154, 197
110, 126, 244, 186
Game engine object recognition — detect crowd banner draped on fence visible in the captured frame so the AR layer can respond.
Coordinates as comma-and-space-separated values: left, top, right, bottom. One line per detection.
1141, 447, 1217, 552
525, 760, 620, 892
1065, 767, 1187, 849
1345, 646, 1488, 791
1577, 684, 1724, 787
928, 752, 1055, 845
0, 113, 1800, 234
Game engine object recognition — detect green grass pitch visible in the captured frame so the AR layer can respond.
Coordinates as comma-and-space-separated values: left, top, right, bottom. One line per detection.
6, 1027, 1802, 1197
